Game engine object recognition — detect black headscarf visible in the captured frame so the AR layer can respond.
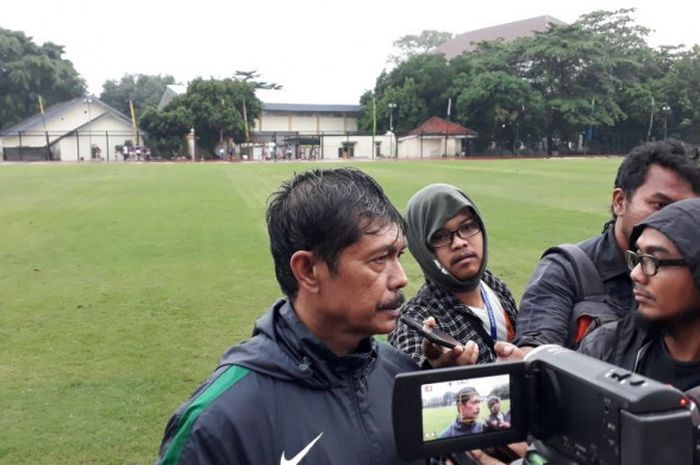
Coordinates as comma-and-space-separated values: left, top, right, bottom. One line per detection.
404, 183, 487, 292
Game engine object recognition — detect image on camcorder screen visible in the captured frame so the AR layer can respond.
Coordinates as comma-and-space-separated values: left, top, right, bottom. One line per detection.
420, 374, 511, 441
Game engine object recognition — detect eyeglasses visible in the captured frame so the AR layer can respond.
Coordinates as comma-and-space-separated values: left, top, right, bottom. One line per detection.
624, 250, 686, 277
429, 220, 481, 249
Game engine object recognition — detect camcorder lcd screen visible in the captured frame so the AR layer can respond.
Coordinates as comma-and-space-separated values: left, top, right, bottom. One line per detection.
421, 374, 512, 442
392, 362, 526, 460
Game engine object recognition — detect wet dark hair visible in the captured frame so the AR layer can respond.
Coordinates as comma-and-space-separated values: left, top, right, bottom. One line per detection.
456, 386, 479, 404
266, 167, 404, 298
607, 139, 700, 226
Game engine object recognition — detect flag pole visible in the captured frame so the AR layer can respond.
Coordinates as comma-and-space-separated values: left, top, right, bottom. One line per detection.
39, 96, 51, 160
372, 93, 376, 159
129, 99, 139, 145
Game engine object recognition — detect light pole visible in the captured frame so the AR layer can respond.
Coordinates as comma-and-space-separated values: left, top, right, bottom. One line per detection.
84, 97, 93, 160
662, 105, 670, 139
388, 103, 397, 157
188, 128, 196, 162
388, 103, 397, 132
647, 95, 655, 141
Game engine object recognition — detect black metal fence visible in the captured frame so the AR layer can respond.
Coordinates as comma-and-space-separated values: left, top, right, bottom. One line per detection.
2, 128, 698, 161
1, 129, 140, 162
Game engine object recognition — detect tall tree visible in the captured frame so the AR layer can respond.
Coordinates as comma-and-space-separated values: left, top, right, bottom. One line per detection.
576, 8, 668, 146
233, 70, 282, 90
454, 70, 545, 153
519, 23, 624, 152
670, 46, 700, 143
100, 74, 176, 118
370, 54, 453, 128
389, 30, 453, 64
0, 27, 85, 129
359, 78, 429, 133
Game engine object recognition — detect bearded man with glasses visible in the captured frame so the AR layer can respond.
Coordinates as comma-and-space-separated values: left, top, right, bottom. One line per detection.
579, 198, 700, 392
389, 183, 518, 367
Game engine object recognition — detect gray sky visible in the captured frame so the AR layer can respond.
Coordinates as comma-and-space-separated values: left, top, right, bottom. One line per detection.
4, 0, 699, 105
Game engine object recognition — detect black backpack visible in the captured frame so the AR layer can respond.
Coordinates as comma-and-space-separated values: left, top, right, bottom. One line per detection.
542, 244, 628, 348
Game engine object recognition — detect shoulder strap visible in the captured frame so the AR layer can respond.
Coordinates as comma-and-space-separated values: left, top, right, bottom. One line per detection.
460, 311, 496, 353
542, 244, 606, 300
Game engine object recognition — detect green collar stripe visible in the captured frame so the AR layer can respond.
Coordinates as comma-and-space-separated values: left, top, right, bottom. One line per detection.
159, 365, 250, 464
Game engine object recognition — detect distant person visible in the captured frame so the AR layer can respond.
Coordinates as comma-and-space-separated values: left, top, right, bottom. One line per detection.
439, 387, 484, 438
390, 184, 517, 366
516, 140, 700, 350
484, 396, 510, 430
155, 168, 455, 465
579, 198, 700, 392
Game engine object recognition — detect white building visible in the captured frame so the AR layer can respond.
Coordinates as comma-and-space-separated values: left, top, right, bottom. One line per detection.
157, 83, 377, 159
0, 96, 141, 162
398, 116, 477, 159
251, 103, 388, 159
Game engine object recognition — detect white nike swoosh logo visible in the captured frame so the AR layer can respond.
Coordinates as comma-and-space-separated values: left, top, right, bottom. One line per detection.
280, 431, 324, 465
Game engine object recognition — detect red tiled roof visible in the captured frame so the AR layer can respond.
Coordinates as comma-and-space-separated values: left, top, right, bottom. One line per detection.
437, 15, 566, 59
409, 116, 476, 136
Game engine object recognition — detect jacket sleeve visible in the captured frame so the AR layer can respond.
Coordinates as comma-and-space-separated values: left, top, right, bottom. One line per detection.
175, 424, 236, 465
156, 366, 267, 465
514, 254, 576, 348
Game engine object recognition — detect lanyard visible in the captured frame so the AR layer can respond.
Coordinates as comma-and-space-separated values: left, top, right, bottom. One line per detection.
480, 284, 498, 341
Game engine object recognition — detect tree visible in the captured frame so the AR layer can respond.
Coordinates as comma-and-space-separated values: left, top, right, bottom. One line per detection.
363, 54, 453, 132
233, 69, 282, 90
140, 102, 192, 158
0, 27, 85, 129
489, 384, 510, 400
519, 23, 625, 153
389, 30, 453, 64
447, 41, 545, 152
454, 70, 545, 153
359, 79, 428, 133
141, 77, 262, 156
669, 46, 700, 143
575, 8, 668, 147
100, 74, 176, 119
366, 11, 699, 154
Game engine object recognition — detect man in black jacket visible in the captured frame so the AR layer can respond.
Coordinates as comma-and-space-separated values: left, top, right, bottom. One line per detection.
516, 140, 700, 349
156, 168, 474, 465
579, 198, 700, 392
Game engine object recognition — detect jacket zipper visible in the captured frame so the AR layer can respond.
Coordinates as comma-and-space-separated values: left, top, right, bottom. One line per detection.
349, 373, 376, 465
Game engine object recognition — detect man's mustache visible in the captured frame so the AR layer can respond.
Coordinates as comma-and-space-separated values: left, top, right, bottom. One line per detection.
450, 251, 477, 266
377, 292, 405, 310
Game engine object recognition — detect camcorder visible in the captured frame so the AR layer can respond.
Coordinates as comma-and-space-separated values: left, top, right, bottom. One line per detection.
393, 345, 700, 465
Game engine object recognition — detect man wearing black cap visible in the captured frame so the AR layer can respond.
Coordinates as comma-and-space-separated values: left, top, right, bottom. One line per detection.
389, 184, 518, 366
579, 198, 700, 392
439, 387, 484, 438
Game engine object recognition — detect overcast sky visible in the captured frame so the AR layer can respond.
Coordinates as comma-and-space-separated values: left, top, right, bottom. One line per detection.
4, 0, 699, 105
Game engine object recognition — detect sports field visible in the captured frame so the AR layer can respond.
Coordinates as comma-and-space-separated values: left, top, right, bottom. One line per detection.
0, 158, 620, 464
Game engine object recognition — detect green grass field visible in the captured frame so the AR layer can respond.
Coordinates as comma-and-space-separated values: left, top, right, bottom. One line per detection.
0, 158, 620, 464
